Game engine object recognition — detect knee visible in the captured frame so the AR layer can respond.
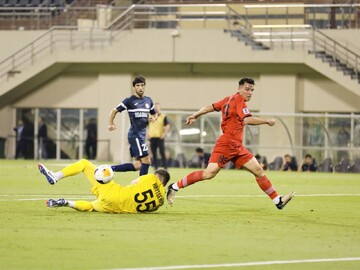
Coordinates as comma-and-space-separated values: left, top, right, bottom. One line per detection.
253, 166, 264, 177
133, 161, 141, 170
80, 159, 89, 165
202, 170, 217, 180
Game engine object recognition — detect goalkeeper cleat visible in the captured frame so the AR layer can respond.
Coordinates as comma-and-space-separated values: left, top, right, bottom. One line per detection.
38, 163, 57, 185
46, 198, 67, 208
276, 192, 295, 210
166, 184, 178, 206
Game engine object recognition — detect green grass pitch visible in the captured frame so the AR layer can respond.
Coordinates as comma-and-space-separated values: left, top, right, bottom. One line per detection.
0, 160, 359, 270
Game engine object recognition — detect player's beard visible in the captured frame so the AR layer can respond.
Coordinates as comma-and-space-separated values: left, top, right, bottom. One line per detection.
135, 90, 144, 98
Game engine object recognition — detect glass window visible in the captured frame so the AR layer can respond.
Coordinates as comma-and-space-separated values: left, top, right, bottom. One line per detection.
15, 108, 35, 159
60, 109, 80, 159
38, 108, 57, 159
328, 115, 351, 162
83, 109, 98, 160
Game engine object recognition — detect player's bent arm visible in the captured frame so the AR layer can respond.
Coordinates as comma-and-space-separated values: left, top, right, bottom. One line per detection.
108, 108, 118, 131
244, 116, 275, 126
186, 105, 215, 125
149, 113, 158, 123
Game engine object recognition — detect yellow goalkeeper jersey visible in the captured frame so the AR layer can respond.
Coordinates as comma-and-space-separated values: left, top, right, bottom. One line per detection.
91, 174, 165, 213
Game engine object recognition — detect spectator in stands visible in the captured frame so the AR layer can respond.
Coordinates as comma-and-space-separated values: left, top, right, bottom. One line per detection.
281, 154, 298, 171
38, 117, 48, 160
85, 118, 97, 159
299, 154, 317, 172
188, 147, 210, 169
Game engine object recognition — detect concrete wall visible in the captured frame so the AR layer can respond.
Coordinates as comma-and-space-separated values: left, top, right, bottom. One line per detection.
0, 28, 359, 161
322, 29, 360, 55
0, 31, 46, 61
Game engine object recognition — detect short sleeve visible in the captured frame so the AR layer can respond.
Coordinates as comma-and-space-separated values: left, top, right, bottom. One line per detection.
212, 97, 228, 112
116, 98, 129, 113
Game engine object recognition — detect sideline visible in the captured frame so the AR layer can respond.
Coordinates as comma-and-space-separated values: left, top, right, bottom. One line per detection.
111, 257, 360, 270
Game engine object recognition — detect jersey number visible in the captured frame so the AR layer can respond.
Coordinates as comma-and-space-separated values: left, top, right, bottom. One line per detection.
224, 104, 230, 117
134, 189, 158, 212
142, 143, 148, 152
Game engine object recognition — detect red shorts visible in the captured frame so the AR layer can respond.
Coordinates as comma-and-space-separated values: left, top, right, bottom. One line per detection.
209, 135, 253, 169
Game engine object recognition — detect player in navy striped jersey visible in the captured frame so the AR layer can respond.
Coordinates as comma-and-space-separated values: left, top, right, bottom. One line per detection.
109, 76, 157, 176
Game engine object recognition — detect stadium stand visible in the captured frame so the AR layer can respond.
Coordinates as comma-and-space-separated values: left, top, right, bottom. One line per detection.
0, 1, 359, 163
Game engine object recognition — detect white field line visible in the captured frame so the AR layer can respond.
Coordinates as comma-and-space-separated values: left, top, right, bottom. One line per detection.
0, 193, 360, 202
111, 257, 360, 270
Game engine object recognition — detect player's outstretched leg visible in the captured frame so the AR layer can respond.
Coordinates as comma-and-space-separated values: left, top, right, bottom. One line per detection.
38, 163, 57, 185
276, 192, 295, 210
46, 198, 68, 208
167, 170, 205, 205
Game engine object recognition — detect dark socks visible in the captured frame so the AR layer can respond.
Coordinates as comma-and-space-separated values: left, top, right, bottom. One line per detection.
139, 163, 150, 176
111, 163, 136, 172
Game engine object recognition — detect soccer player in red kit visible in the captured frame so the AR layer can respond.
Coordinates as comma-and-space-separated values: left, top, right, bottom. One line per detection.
167, 78, 295, 210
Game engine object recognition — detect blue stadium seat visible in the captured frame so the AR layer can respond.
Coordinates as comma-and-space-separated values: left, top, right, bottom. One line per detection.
17, 0, 30, 6
5, 0, 19, 7
50, 0, 63, 6
26, 0, 43, 6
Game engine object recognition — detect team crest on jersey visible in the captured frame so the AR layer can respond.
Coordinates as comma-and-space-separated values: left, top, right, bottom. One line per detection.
145, 103, 150, 109
243, 108, 250, 114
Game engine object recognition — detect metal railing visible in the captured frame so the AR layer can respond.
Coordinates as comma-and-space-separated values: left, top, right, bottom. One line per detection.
0, 3, 229, 82
243, 3, 360, 29
312, 28, 360, 80
251, 24, 313, 50
1, 3, 359, 84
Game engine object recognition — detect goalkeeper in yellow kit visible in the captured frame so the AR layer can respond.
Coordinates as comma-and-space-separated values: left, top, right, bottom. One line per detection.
38, 159, 170, 213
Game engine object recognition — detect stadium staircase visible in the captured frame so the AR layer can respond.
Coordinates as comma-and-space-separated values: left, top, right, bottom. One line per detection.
310, 50, 360, 83
224, 26, 360, 91
0, 2, 359, 109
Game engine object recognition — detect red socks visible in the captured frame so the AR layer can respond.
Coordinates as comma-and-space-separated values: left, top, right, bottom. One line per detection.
255, 175, 278, 199
175, 171, 278, 202
177, 170, 204, 189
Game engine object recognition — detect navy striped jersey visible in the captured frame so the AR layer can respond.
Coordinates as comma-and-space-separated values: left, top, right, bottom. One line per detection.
116, 95, 156, 138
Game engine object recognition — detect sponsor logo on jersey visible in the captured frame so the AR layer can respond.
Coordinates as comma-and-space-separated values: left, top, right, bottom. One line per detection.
153, 183, 164, 206
243, 108, 250, 114
145, 103, 150, 109
135, 112, 148, 118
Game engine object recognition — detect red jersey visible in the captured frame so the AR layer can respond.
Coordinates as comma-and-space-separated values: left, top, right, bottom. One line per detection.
212, 93, 251, 144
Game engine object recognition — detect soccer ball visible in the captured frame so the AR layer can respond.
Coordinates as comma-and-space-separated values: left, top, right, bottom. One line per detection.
94, 165, 114, 184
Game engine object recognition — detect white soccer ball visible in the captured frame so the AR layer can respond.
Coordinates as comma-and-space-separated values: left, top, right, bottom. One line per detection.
94, 164, 114, 184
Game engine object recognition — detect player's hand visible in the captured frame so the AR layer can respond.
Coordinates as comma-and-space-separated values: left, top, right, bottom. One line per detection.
267, 119, 275, 126
185, 115, 196, 125
108, 124, 116, 131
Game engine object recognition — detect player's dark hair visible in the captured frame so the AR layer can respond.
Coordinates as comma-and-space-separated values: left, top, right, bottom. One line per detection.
239, 77, 255, 86
132, 76, 146, 86
195, 147, 204, 153
155, 169, 170, 186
